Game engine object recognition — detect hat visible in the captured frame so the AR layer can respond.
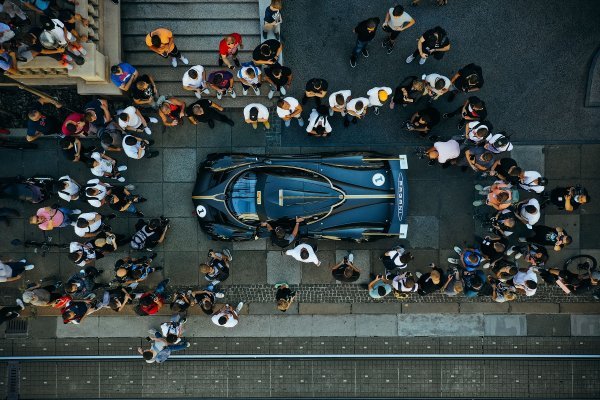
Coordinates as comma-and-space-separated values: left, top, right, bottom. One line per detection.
249, 107, 259, 122
22, 291, 35, 303
378, 90, 389, 102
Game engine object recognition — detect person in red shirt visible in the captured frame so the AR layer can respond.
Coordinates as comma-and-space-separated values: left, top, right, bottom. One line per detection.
134, 279, 169, 316
218, 33, 243, 70
62, 112, 90, 137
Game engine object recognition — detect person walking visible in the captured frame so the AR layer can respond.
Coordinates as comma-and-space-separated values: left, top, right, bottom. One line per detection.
264, 63, 293, 99
145, 27, 188, 67
366, 86, 392, 115
0, 259, 34, 283
285, 242, 321, 266
406, 26, 450, 65
237, 62, 262, 96
344, 96, 369, 127
275, 283, 297, 312
182, 65, 209, 99
218, 33, 243, 69
212, 303, 244, 328
243, 103, 270, 130
186, 99, 235, 129
0, 300, 25, 326
350, 17, 380, 68
262, 0, 282, 40
276, 97, 304, 128
381, 5, 415, 54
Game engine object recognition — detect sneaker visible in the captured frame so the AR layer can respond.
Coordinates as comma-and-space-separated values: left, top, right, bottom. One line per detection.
180, 317, 187, 324
65, 63, 74, 71
16, 298, 25, 310
506, 246, 516, 256
185, 342, 191, 348
222, 248, 232, 261
415, 272, 422, 278
194, 91, 202, 99
268, 90, 275, 99
216, 91, 222, 100
79, 47, 87, 56
207, 284, 215, 291
202, 88, 210, 95
386, 45, 394, 55
284, 120, 290, 128
280, 86, 287, 95
171, 57, 178, 68
25, 264, 35, 270
125, 184, 136, 190
253, 86, 261, 95
474, 184, 484, 191
180, 55, 189, 65
242, 88, 248, 96
135, 211, 145, 217
518, 237, 527, 243
148, 117, 158, 123
472, 200, 484, 206
514, 253, 522, 260
297, 118, 304, 127
262, 31, 268, 40
214, 292, 225, 299
235, 301, 244, 314
453, 246, 462, 255
447, 258, 460, 265
373, 107, 379, 115
350, 56, 357, 68
406, 54, 415, 64
419, 57, 427, 65
329, 108, 334, 117
361, 48, 369, 58
230, 89, 237, 98
72, 209, 82, 214
274, 32, 280, 41
348, 252, 354, 263
482, 262, 490, 269
117, 165, 128, 172
117, 177, 126, 182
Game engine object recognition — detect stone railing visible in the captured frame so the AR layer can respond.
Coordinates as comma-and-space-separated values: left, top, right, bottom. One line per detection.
9, 0, 121, 95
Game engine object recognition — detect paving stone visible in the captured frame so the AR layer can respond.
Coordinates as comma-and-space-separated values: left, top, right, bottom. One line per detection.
335, 249, 371, 284
126, 151, 163, 183
527, 314, 571, 337
580, 145, 600, 179
402, 303, 459, 314
225, 250, 266, 285
580, 214, 600, 249
162, 217, 197, 251
312, 360, 355, 396
269, 315, 313, 337
351, 303, 403, 314
406, 216, 439, 249
232, 125, 267, 147
162, 182, 193, 217
544, 145, 581, 180
301, 250, 335, 284
233, 238, 267, 251
163, 148, 196, 182
511, 145, 545, 175
355, 314, 398, 337
0, 149, 23, 176
312, 315, 356, 336
484, 315, 527, 336
407, 180, 441, 216
510, 303, 560, 313
159, 121, 197, 148
398, 314, 484, 336
571, 315, 600, 336
299, 303, 351, 315
163, 251, 199, 286
266, 251, 301, 285
249, 301, 298, 315
560, 303, 600, 314
459, 303, 510, 313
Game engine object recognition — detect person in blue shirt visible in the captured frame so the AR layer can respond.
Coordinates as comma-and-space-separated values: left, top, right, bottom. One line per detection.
110, 62, 138, 91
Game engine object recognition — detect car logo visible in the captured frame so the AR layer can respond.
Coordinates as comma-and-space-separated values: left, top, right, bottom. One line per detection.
196, 205, 207, 218
372, 173, 385, 186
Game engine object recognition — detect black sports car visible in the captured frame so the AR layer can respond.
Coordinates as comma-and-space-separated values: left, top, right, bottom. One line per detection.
193, 153, 408, 241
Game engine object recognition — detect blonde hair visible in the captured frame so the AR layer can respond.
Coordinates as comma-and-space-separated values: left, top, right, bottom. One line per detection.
271, 0, 282, 9
277, 299, 290, 311
199, 263, 212, 274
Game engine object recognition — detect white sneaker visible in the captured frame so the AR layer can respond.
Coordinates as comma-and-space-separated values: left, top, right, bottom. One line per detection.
230, 89, 237, 98
148, 117, 158, 123
117, 177, 126, 183
65, 63, 74, 71
171, 57, 178, 68
447, 258, 460, 265
506, 246, 516, 256
79, 47, 87, 56
482, 262, 490, 269
253, 86, 260, 96
214, 292, 225, 299
222, 248, 233, 261
297, 118, 304, 127
72, 209, 82, 214
329, 108, 334, 117
415, 271, 422, 278
268, 90, 275, 99
16, 298, 25, 310
235, 302, 244, 314
202, 88, 210, 94
453, 246, 462, 255
216, 91, 223, 100
284, 120, 290, 128
180, 55, 189, 65
514, 253, 522, 260
25, 264, 35, 270
419, 57, 427, 65
70, 48, 81, 56
242, 88, 248, 96
118, 165, 128, 172
194, 91, 202, 99
348, 252, 354, 263
406, 54, 415, 64
148, 328, 157, 335
144, 127, 152, 135
280, 87, 287, 95
125, 184, 136, 190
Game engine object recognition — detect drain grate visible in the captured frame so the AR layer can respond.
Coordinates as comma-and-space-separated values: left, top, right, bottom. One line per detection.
5, 319, 28, 337
6, 362, 19, 400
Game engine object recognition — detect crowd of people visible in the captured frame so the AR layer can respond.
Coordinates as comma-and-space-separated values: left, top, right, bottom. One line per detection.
0, 0, 598, 355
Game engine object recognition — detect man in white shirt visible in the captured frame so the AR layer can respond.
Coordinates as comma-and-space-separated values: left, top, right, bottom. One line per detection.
122, 135, 159, 160
423, 73, 451, 100
519, 171, 546, 194
243, 103, 270, 130
89, 152, 127, 182
344, 97, 369, 127
328, 90, 352, 117
74, 212, 108, 238
182, 65, 209, 99
237, 64, 262, 95
306, 107, 332, 137
484, 133, 513, 154
366, 86, 392, 115
84, 179, 111, 208
285, 243, 321, 266
57, 175, 81, 202
382, 5, 415, 53
512, 268, 538, 296
516, 198, 541, 228
118, 106, 152, 135
211, 302, 244, 328
465, 121, 491, 144
276, 97, 304, 128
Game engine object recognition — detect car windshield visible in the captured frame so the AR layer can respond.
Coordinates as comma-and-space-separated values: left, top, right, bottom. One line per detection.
227, 172, 259, 223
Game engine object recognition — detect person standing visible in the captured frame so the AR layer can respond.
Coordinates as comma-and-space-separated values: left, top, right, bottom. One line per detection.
328, 89, 352, 117
306, 106, 332, 137
29, 206, 80, 231
262, 0, 282, 40
131, 74, 159, 107
390, 76, 426, 109
218, 33, 243, 69
276, 97, 304, 128
442, 96, 487, 129
212, 303, 244, 328
404, 106, 441, 137
331, 252, 361, 283
381, 5, 415, 54
0, 300, 25, 326
186, 99, 234, 129
406, 26, 450, 65
118, 105, 153, 135
122, 135, 159, 160
264, 63, 293, 99
158, 97, 187, 127
275, 283, 297, 312
252, 39, 282, 66
110, 62, 138, 92
448, 63, 484, 102
423, 73, 452, 101
350, 17, 380, 68
285, 243, 321, 266
26, 98, 62, 142
0, 259, 34, 283
237, 62, 262, 96
207, 70, 236, 100
302, 78, 328, 106
182, 65, 209, 99
145, 28, 188, 68
243, 103, 270, 130
366, 86, 392, 115
344, 96, 369, 127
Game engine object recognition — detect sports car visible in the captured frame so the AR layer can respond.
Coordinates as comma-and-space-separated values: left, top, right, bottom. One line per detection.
192, 152, 408, 241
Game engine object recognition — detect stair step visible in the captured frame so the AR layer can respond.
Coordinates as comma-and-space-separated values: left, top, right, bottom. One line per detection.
123, 35, 262, 53
123, 0, 257, 3
146, 81, 274, 100
125, 50, 255, 68
122, 2, 258, 20
177, 95, 275, 110
121, 19, 260, 36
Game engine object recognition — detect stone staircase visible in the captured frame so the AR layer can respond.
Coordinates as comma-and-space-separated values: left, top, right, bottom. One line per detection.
121, 0, 271, 108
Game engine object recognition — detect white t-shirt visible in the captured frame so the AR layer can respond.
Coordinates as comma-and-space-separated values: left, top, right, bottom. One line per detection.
74, 212, 102, 237
276, 97, 300, 119
90, 152, 114, 177
285, 243, 320, 266
211, 311, 238, 328
346, 97, 369, 117
392, 275, 418, 292
118, 106, 142, 130
243, 103, 269, 121
0, 261, 17, 281
485, 133, 513, 153
47, 19, 73, 47
122, 135, 144, 159
160, 322, 183, 343
237, 65, 261, 85
466, 121, 490, 143
433, 140, 460, 163
386, 8, 413, 30
513, 269, 538, 296
366, 87, 392, 107
329, 90, 352, 109
306, 109, 332, 134
182, 65, 206, 89
520, 171, 545, 194
519, 198, 540, 227
69, 242, 96, 267
386, 248, 406, 267
424, 73, 451, 97
85, 179, 109, 208
58, 175, 80, 202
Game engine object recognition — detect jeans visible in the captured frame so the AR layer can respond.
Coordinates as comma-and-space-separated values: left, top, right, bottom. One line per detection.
59, 208, 75, 227
154, 331, 188, 352
125, 204, 138, 214
352, 39, 369, 58
155, 280, 168, 295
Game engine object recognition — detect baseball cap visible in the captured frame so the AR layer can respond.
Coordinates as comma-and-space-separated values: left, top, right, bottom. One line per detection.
378, 90, 389, 102
249, 107, 259, 121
